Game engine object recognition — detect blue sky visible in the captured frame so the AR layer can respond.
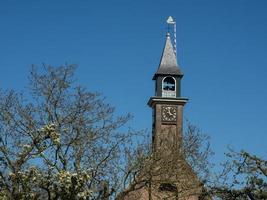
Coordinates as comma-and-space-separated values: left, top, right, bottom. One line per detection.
0, 0, 267, 166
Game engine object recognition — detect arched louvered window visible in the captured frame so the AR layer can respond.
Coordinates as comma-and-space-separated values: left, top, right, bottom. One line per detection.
162, 76, 176, 97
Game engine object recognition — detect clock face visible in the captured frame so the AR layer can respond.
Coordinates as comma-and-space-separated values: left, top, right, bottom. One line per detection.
162, 106, 177, 122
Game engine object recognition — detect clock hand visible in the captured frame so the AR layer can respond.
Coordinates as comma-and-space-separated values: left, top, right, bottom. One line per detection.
167, 110, 173, 116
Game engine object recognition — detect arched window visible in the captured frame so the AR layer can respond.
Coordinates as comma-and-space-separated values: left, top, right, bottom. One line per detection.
162, 77, 176, 97
163, 77, 175, 91
159, 183, 177, 192
159, 183, 178, 199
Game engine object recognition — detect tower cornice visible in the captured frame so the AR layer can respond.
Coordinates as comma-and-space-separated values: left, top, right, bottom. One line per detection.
147, 97, 188, 108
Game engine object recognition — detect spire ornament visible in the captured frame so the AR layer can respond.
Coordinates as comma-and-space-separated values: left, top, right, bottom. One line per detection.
166, 16, 177, 57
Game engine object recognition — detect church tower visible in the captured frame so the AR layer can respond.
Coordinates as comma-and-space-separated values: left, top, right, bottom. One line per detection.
148, 31, 188, 157
117, 17, 206, 200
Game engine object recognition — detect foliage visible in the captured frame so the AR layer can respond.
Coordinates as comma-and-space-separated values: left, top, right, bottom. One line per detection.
0, 65, 142, 200
207, 150, 267, 200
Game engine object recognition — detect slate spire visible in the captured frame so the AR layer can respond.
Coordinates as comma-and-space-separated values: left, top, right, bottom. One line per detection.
153, 32, 182, 80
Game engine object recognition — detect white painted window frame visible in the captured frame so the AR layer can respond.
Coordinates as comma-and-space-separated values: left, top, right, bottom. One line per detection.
162, 76, 176, 98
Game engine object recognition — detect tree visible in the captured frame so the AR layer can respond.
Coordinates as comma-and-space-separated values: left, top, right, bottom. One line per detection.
0, 65, 142, 200
183, 120, 214, 181
207, 150, 267, 200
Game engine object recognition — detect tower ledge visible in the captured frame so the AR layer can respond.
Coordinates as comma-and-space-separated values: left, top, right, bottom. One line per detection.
147, 96, 188, 107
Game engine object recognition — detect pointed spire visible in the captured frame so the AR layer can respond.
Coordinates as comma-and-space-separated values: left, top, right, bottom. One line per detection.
153, 33, 182, 80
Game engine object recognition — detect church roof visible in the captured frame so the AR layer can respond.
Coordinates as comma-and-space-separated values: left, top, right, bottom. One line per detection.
153, 33, 183, 79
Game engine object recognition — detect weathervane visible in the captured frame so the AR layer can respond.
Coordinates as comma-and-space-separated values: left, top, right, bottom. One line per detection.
166, 16, 177, 57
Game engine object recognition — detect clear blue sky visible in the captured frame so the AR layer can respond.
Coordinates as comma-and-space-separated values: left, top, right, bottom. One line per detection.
0, 0, 267, 165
